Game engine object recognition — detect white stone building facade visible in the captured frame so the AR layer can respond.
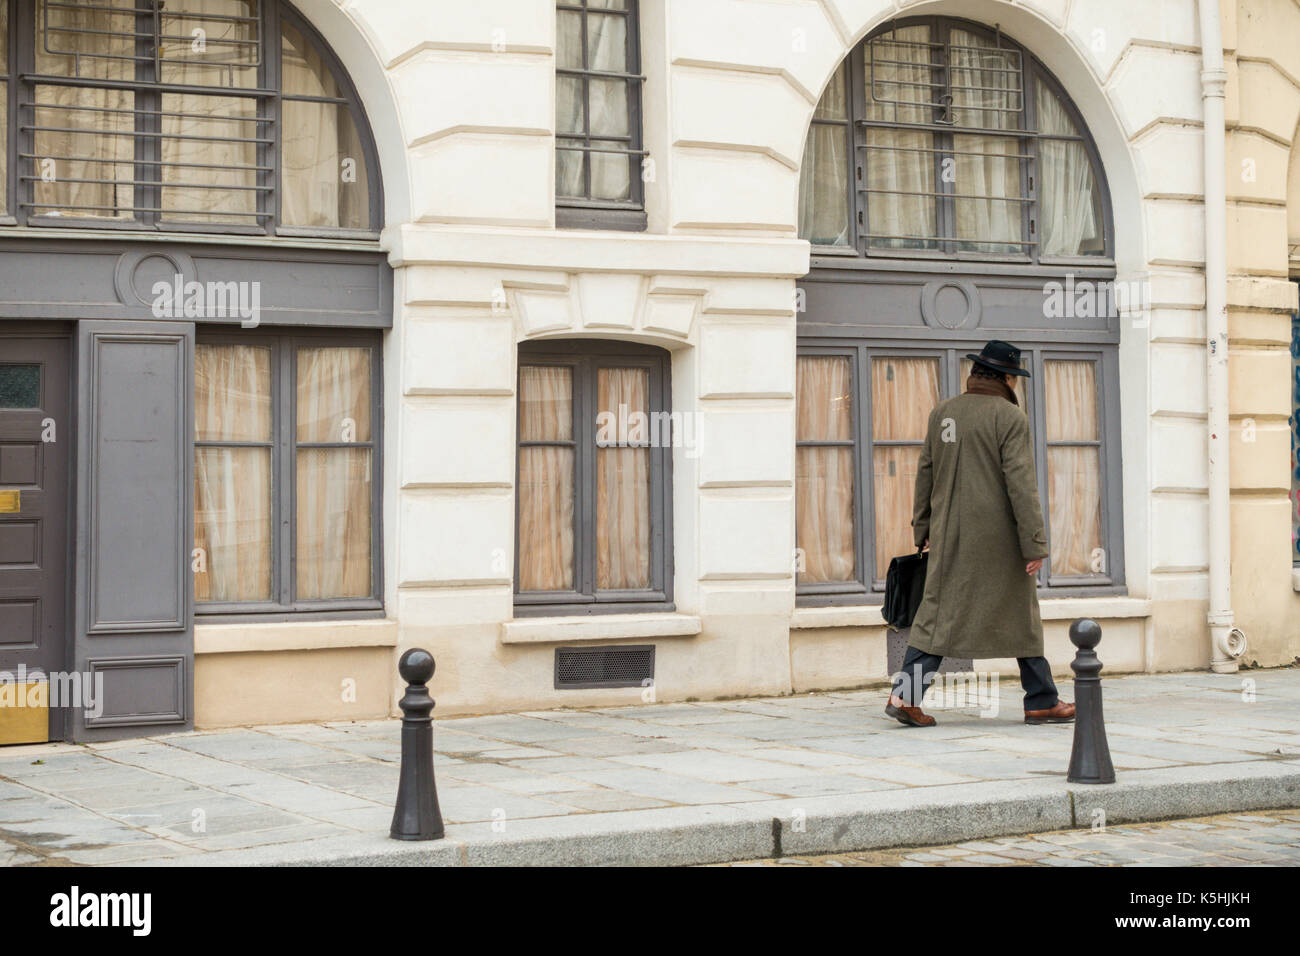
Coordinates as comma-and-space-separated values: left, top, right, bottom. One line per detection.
11, 0, 1290, 732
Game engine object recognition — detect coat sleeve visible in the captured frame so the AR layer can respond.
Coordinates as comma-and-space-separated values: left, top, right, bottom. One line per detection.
999, 409, 1049, 560
911, 409, 935, 548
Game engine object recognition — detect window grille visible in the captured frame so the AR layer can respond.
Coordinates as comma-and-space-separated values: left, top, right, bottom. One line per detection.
800, 16, 1107, 262
3, 0, 378, 233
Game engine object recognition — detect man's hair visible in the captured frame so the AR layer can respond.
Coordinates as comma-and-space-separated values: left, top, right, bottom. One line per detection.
970, 364, 1003, 380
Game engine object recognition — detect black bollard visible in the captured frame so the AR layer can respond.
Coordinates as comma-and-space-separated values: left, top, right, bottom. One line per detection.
1066, 618, 1116, 784
390, 648, 445, 840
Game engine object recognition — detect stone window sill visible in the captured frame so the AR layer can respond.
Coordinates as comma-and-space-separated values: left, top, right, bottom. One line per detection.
789, 596, 1151, 630
500, 612, 702, 645
195, 619, 398, 655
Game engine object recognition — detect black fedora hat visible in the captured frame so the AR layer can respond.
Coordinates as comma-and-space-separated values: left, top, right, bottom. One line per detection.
966, 340, 1030, 378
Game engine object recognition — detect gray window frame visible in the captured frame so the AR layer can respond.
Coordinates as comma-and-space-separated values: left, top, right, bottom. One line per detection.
0, 0, 383, 237
514, 339, 673, 616
802, 15, 1113, 266
193, 326, 384, 621
795, 338, 1124, 607
554, 0, 646, 232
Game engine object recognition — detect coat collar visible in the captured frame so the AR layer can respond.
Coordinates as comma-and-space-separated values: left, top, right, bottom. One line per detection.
964, 374, 1018, 406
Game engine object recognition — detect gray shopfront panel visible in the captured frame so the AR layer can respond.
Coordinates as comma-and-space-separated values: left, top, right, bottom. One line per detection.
71, 321, 195, 740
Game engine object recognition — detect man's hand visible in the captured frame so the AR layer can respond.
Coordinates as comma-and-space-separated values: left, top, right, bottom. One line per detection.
1025, 558, 1044, 575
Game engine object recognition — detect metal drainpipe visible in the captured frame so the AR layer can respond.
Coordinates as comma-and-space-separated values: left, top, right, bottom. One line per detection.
1199, 0, 1245, 672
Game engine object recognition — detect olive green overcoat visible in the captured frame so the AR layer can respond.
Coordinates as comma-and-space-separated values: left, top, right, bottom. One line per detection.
908, 390, 1049, 659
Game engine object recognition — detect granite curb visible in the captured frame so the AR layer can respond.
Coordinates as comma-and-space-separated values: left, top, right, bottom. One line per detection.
160, 761, 1300, 867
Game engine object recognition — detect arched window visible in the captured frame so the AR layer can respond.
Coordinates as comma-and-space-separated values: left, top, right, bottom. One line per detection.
0, 0, 379, 234
799, 17, 1108, 262
795, 18, 1124, 607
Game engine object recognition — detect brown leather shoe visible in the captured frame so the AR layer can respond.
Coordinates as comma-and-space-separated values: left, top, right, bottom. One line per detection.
885, 695, 936, 727
1024, 700, 1076, 724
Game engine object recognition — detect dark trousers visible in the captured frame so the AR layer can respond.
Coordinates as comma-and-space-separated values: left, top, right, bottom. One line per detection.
891, 645, 1059, 712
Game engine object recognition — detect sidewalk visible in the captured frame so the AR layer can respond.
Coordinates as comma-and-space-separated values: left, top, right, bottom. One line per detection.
1, 670, 1298, 867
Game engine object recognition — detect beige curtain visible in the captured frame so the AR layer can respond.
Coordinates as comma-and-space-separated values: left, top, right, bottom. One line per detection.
32, 1, 362, 227
596, 368, 650, 589
518, 366, 575, 591
555, 8, 584, 200
864, 25, 936, 249
296, 347, 372, 599
156, 0, 258, 224
281, 20, 368, 228
193, 344, 272, 602
1036, 83, 1103, 257
32, 0, 135, 218
556, 8, 631, 201
798, 62, 849, 246
1045, 360, 1103, 575
950, 28, 1023, 252
871, 358, 939, 577
795, 356, 855, 583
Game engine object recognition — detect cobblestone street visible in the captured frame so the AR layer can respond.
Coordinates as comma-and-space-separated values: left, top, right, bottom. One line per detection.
718, 809, 1300, 866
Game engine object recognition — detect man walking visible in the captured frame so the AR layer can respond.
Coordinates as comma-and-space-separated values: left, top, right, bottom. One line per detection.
885, 340, 1076, 728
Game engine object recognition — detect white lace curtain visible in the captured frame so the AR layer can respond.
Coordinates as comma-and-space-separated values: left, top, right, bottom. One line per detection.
1037, 83, 1103, 257
797, 63, 850, 246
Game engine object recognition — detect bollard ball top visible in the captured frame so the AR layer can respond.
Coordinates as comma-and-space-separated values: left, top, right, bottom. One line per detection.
1069, 618, 1102, 649
398, 648, 436, 685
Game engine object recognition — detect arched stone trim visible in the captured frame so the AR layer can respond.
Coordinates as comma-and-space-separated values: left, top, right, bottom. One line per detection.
292, 0, 413, 229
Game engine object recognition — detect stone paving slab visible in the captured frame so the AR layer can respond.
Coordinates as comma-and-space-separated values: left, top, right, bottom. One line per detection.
0, 669, 1296, 866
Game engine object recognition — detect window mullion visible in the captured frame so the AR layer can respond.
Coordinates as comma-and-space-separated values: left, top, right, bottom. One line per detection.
265, 0, 280, 233
1025, 63, 1039, 263
580, 355, 596, 598
135, 0, 161, 227
278, 337, 294, 607
935, 22, 954, 254
1030, 349, 1050, 586
847, 45, 868, 256
9, 0, 23, 223
856, 346, 872, 590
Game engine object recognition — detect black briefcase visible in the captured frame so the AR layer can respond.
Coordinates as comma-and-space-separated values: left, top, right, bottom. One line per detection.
883, 550, 928, 629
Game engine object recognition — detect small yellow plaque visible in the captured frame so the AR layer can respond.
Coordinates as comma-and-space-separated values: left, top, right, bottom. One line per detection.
0, 490, 19, 514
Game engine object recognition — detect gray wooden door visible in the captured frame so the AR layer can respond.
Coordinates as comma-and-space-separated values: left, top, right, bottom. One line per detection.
71, 321, 194, 741
0, 332, 71, 740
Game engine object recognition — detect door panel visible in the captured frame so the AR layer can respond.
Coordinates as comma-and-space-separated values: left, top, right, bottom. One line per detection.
0, 335, 70, 743
72, 322, 194, 741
